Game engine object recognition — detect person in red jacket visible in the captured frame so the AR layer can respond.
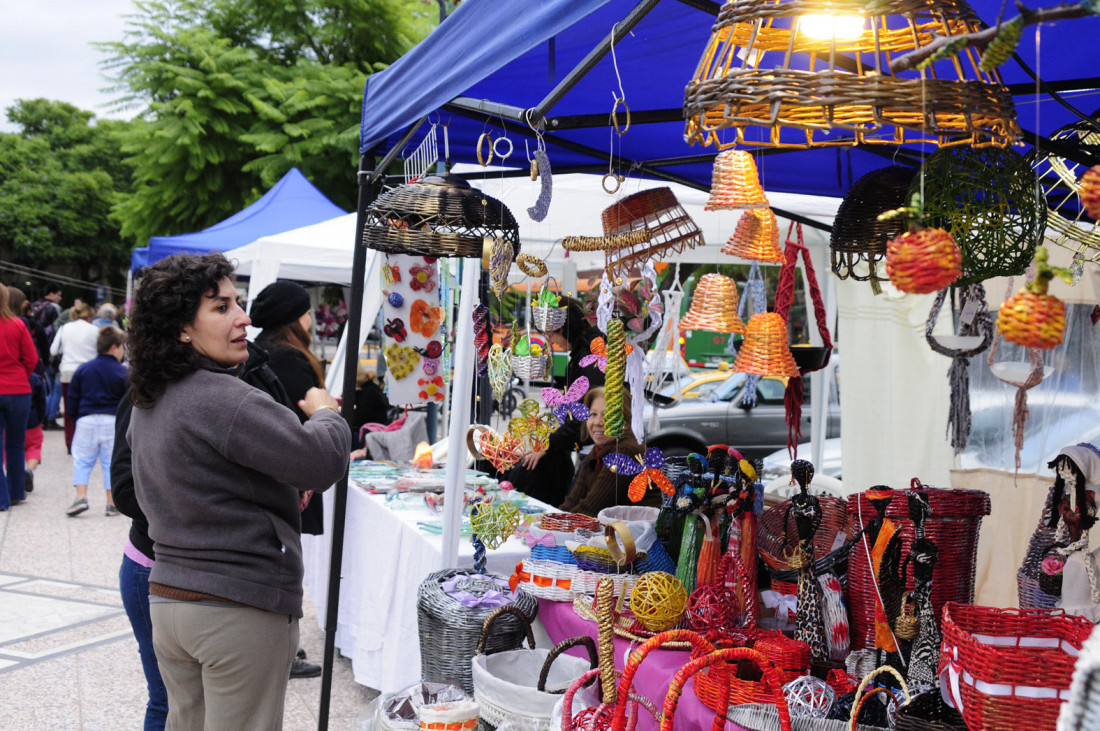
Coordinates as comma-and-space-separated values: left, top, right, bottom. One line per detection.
0, 283, 39, 510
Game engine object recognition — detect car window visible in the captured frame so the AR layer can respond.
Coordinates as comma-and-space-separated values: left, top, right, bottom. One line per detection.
756, 378, 787, 404
685, 379, 724, 400
658, 376, 693, 398
714, 373, 748, 402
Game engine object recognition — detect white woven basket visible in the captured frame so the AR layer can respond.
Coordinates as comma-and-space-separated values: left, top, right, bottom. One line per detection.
472, 645, 595, 730
532, 306, 567, 332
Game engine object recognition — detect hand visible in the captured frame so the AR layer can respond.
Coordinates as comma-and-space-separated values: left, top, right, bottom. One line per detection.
521, 451, 547, 469
350, 448, 367, 461
299, 490, 313, 512
299, 387, 339, 417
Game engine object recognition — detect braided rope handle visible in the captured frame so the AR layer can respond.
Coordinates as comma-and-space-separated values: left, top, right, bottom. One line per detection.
538, 635, 599, 693
561, 668, 602, 731
560, 668, 660, 731
611, 629, 717, 730
661, 647, 792, 731
475, 604, 536, 655
849, 665, 910, 730
595, 577, 617, 704
774, 221, 833, 358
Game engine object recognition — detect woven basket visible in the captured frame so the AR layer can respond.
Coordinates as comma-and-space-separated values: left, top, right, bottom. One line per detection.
514, 558, 581, 602
541, 513, 601, 534
512, 353, 549, 381
600, 187, 705, 279
847, 486, 990, 650
527, 526, 581, 566
1018, 486, 1062, 609
894, 689, 966, 731
416, 568, 538, 695
723, 208, 785, 263
706, 149, 769, 210
732, 312, 801, 378
680, 273, 746, 333
532, 306, 567, 333
691, 630, 811, 711
940, 603, 1093, 731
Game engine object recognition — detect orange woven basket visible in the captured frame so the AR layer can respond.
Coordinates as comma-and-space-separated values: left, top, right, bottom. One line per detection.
723, 208, 785, 263
885, 227, 962, 294
691, 630, 810, 711
940, 603, 1092, 731
732, 313, 800, 377
679, 273, 746, 333
705, 150, 768, 210
539, 512, 601, 533
997, 288, 1067, 349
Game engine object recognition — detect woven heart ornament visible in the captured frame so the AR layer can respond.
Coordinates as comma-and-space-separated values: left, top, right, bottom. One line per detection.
475, 427, 525, 472
507, 398, 556, 452
469, 502, 522, 550
487, 344, 513, 400
384, 343, 421, 380
486, 237, 514, 298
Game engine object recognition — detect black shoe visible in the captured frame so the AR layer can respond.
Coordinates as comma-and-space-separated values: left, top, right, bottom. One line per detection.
43, 420, 61, 431
289, 658, 321, 679
24, 469, 33, 493
296, 648, 307, 660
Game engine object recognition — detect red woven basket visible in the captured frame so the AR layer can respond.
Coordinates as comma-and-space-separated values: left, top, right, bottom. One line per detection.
758, 496, 852, 572
940, 603, 1092, 731
540, 513, 601, 533
847, 486, 991, 650
691, 629, 810, 711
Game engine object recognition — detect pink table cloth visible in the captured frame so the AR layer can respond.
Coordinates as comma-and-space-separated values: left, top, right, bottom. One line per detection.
539, 598, 753, 731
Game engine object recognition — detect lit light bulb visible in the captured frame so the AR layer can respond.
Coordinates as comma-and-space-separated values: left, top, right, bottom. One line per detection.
799, 14, 865, 40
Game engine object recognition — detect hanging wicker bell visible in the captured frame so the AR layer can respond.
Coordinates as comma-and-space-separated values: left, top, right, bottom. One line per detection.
679, 274, 745, 334
601, 187, 705, 279
733, 313, 801, 378
362, 172, 520, 258
831, 166, 918, 282
723, 208, 785, 263
705, 150, 768, 210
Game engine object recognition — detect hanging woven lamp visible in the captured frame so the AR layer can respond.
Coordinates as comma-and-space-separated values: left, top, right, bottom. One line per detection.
683, 0, 1020, 149
722, 208, 785, 263
1030, 112, 1100, 264
733, 313, 801, 377
913, 145, 1046, 285
679, 273, 746, 333
831, 165, 918, 283
362, 172, 520, 257
601, 187, 705, 280
705, 150, 769, 210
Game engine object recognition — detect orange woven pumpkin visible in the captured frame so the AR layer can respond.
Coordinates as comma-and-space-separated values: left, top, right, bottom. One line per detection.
998, 288, 1067, 349
1080, 164, 1100, 219
886, 227, 962, 294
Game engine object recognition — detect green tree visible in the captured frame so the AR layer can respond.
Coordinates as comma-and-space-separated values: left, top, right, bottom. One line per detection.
99, 0, 434, 244
0, 99, 134, 283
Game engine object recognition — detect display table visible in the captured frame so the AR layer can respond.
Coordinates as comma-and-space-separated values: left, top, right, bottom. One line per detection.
540, 598, 754, 731
303, 474, 552, 693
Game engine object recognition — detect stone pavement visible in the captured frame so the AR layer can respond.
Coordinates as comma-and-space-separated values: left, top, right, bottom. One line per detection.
0, 425, 379, 729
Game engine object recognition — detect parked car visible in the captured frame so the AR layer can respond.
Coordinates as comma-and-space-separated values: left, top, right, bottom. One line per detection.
656, 367, 737, 402
643, 372, 841, 462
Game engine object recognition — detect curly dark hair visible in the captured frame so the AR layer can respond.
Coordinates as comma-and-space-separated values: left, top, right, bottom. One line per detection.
128, 253, 236, 408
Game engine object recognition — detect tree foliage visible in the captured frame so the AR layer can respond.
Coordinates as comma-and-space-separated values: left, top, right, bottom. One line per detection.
0, 99, 133, 278
99, 0, 434, 244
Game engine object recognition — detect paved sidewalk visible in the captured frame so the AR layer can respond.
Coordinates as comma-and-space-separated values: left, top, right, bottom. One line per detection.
0, 425, 378, 729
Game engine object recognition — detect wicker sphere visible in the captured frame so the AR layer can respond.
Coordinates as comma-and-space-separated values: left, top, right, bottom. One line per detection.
885, 227, 962, 294
686, 584, 734, 633
997, 288, 1067, 349
1030, 114, 1100, 263
629, 572, 687, 632
831, 166, 917, 282
783, 675, 836, 718
912, 146, 1046, 285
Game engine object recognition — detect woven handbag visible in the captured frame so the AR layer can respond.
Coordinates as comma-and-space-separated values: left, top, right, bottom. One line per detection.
472, 607, 598, 731
1018, 485, 1062, 609
894, 690, 966, 731
940, 602, 1093, 730
416, 568, 538, 695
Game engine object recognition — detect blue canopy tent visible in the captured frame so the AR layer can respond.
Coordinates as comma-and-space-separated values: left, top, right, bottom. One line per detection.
128, 167, 346, 272
315, 2, 1100, 725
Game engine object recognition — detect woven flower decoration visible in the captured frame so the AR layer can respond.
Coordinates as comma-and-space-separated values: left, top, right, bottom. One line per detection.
603, 448, 675, 502
469, 502, 522, 550
507, 399, 557, 452
541, 376, 591, 424
579, 336, 634, 373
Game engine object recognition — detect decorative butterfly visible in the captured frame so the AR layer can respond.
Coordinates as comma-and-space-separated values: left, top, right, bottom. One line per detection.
541, 376, 590, 424
579, 336, 634, 373
602, 448, 675, 503
383, 318, 407, 342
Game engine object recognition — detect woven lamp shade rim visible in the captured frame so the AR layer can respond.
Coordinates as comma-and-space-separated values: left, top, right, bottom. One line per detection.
732, 313, 801, 378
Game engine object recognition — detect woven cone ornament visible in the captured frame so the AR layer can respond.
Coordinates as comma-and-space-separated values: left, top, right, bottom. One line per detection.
1080, 165, 1100, 220
679, 274, 745, 333
733, 313, 800, 378
723, 209, 785, 263
705, 150, 768, 210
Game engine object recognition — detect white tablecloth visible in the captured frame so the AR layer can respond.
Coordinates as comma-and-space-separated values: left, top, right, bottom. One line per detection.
302, 484, 547, 693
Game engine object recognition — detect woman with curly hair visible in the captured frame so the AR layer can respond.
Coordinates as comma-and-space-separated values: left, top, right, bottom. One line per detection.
127, 253, 350, 730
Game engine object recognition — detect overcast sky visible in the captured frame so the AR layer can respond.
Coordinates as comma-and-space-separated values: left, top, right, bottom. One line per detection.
0, 0, 138, 131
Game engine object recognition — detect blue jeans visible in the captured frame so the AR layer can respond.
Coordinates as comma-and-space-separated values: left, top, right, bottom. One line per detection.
120, 555, 168, 730
45, 368, 61, 421
72, 414, 114, 489
0, 393, 30, 508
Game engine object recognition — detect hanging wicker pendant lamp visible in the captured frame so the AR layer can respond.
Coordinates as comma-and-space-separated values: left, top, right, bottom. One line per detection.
732, 313, 801, 377
683, 0, 1020, 149
601, 187, 705, 279
362, 172, 520, 257
722, 208, 785, 263
679, 273, 746, 333
830, 165, 918, 282
706, 150, 769, 210
1030, 113, 1100, 264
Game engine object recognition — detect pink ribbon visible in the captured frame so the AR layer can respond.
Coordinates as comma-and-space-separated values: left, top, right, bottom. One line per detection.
525, 533, 556, 548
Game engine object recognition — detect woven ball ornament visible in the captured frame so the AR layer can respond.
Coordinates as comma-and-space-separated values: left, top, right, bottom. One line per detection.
998, 288, 1067, 349
679, 274, 746, 333
685, 583, 734, 633
783, 675, 836, 719
1080, 165, 1100, 220
469, 502, 521, 550
885, 227, 962, 294
723, 208, 785, 263
705, 150, 768, 210
629, 572, 688, 632
733, 312, 801, 378
912, 145, 1046, 285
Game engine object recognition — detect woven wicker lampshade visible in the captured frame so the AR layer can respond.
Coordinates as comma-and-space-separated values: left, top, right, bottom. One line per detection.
601, 187, 705, 278
733, 312, 801, 377
723, 208, 785, 263
679, 274, 746, 333
1030, 113, 1100, 263
831, 165, 918, 282
705, 150, 768, 210
913, 145, 1046, 285
683, 0, 1020, 150
363, 172, 520, 257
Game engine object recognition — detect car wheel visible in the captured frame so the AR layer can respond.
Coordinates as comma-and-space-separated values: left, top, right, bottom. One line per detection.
656, 443, 700, 459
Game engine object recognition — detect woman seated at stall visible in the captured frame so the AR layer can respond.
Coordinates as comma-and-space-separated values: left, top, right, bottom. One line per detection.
559, 386, 663, 517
